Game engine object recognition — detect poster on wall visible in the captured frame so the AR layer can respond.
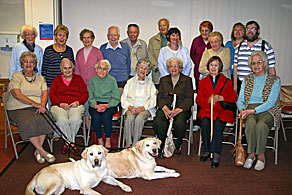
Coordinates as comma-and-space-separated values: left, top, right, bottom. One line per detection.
39, 24, 54, 40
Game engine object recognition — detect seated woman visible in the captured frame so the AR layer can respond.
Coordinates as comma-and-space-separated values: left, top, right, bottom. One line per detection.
196, 56, 237, 168
237, 51, 280, 171
88, 60, 120, 148
153, 57, 194, 157
50, 58, 88, 156
6, 51, 55, 164
121, 58, 157, 147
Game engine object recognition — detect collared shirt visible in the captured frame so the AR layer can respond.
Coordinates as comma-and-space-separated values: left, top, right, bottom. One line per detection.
160, 33, 167, 47
106, 42, 122, 50
234, 39, 276, 81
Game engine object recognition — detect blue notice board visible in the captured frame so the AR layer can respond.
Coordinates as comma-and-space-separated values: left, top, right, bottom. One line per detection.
39, 24, 54, 40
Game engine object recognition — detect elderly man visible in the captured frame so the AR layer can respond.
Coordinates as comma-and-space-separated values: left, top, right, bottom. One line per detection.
122, 24, 147, 78
233, 21, 276, 92
100, 26, 131, 88
148, 18, 170, 87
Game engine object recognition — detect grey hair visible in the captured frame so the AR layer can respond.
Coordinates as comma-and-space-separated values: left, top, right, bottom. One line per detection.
20, 25, 38, 39
136, 58, 151, 74
108, 26, 120, 35
248, 51, 269, 71
60, 58, 74, 70
95, 59, 112, 71
166, 57, 183, 71
19, 51, 37, 68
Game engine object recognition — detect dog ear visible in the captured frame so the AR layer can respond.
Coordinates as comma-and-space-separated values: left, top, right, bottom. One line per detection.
154, 138, 162, 148
135, 139, 144, 152
81, 148, 88, 160
103, 146, 109, 156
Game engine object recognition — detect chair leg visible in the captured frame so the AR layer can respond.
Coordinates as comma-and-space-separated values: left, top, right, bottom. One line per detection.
280, 118, 287, 141
82, 116, 87, 146
198, 130, 202, 156
118, 115, 124, 148
275, 126, 279, 165
47, 138, 54, 153
5, 117, 8, 149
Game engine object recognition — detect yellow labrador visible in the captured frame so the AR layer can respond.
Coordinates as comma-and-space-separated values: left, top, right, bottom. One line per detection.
25, 145, 132, 195
106, 137, 180, 180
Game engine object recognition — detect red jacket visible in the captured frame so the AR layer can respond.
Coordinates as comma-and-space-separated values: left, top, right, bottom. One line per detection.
50, 74, 88, 106
196, 73, 237, 123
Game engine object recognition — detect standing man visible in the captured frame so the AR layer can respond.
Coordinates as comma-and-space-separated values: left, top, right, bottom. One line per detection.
122, 24, 148, 78
148, 18, 170, 87
233, 21, 276, 92
100, 26, 131, 88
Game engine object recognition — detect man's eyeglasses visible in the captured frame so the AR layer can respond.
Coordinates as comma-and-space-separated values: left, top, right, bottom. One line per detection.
247, 27, 257, 32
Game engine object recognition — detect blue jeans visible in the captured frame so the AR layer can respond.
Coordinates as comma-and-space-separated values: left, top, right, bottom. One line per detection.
89, 106, 117, 139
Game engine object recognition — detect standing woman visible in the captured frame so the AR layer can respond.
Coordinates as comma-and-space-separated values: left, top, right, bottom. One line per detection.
75, 28, 104, 127
50, 58, 88, 156
42, 24, 74, 88
121, 58, 157, 147
225, 22, 246, 76
7, 52, 55, 163
88, 60, 120, 148
237, 51, 280, 171
190, 21, 213, 89
9, 25, 43, 80
158, 27, 191, 79
199, 32, 231, 79
196, 56, 237, 168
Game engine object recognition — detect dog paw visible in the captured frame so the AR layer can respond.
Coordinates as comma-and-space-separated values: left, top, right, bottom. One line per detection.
121, 184, 132, 192
171, 172, 180, 177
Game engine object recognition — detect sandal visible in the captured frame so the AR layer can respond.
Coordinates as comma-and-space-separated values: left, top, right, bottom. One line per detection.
34, 152, 45, 164
45, 153, 56, 163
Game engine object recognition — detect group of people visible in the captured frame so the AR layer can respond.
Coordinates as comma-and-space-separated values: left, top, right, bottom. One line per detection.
5, 18, 280, 172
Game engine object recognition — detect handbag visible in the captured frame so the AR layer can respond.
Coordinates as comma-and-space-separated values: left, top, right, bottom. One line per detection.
231, 117, 246, 166
218, 78, 236, 111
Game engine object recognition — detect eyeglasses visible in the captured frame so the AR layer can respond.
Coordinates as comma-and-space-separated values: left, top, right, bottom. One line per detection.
247, 27, 257, 32
251, 61, 263, 66
97, 67, 108, 71
25, 33, 35, 37
23, 60, 34, 63
169, 65, 180, 69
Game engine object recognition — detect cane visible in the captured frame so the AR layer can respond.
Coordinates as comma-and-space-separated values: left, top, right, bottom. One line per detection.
210, 94, 214, 159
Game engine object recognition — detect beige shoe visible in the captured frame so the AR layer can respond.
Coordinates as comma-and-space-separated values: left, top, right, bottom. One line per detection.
45, 153, 56, 163
254, 159, 265, 171
34, 152, 45, 164
243, 157, 256, 169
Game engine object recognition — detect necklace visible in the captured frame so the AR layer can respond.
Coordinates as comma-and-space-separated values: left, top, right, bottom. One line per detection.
22, 71, 36, 83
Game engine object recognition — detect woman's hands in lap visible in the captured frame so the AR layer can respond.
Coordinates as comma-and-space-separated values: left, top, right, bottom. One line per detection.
162, 107, 183, 119
94, 104, 109, 112
239, 109, 256, 119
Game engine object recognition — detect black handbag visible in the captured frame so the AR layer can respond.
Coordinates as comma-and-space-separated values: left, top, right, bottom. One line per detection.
218, 78, 236, 111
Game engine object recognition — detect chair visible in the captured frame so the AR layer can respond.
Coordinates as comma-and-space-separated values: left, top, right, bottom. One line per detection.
279, 85, 292, 141
197, 109, 239, 156
76, 115, 89, 146
3, 91, 53, 159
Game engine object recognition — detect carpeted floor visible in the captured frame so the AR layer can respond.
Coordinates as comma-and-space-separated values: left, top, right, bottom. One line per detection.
0, 130, 292, 195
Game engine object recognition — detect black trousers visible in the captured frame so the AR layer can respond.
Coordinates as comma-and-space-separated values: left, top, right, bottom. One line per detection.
201, 116, 226, 154
153, 109, 191, 150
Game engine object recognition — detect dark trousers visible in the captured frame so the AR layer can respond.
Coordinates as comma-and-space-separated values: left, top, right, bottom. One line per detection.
201, 117, 226, 154
89, 106, 117, 139
153, 109, 191, 150
117, 81, 126, 88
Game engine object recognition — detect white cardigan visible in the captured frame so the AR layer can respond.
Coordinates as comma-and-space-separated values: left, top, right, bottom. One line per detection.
121, 75, 157, 117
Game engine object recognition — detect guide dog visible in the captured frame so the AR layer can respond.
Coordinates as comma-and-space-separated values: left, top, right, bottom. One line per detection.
25, 145, 132, 195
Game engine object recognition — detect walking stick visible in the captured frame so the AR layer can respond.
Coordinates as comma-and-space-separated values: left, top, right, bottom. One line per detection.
210, 94, 214, 159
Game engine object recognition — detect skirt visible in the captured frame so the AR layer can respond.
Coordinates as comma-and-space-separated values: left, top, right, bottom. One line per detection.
7, 107, 53, 140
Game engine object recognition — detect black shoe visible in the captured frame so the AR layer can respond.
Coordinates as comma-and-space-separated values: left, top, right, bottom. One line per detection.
158, 149, 164, 159
174, 149, 181, 156
200, 155, 209, 162
211, 160, 220, 168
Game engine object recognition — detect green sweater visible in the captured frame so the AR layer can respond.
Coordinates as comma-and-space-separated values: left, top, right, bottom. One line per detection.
88, 75, 120, 108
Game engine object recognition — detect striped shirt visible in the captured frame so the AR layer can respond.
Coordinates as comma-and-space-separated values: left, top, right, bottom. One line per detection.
41, 45, 75, 87
234, 39, 275, 81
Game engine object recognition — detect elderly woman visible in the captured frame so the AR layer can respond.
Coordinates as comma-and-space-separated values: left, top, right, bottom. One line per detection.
190, 21, 213, 89
153, 57, 194, 157
9, 25, 43, 80
42, 24, 75, 88
75, 28, 104, 128
88, 60, 120, 148
49, 58, 88, 155
237, 51, 280, 171
225, 22, 246, 77
121, 58, 157, 147
6, 52, 55, 163
199, 32, 231, 79
158, 27, 191, 79
196, 56, 237, 168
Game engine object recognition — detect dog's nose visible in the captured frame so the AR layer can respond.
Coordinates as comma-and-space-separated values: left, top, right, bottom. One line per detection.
152, 149, 157, 153
94, 159, 99, 166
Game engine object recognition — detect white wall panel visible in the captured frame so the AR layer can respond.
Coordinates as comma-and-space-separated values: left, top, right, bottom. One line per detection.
63, 0, 292, 84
